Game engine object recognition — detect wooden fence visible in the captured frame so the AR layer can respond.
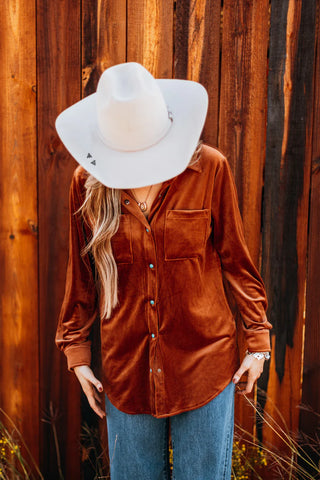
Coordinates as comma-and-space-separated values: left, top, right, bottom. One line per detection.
0, 0, 319, 478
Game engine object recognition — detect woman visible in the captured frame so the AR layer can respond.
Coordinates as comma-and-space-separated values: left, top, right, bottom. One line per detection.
55, 62, 272, 480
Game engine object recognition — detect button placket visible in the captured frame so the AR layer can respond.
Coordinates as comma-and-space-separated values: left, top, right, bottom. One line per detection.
154, 357, 165, 415
145, 225, 161, 407
142, 202, 168, 416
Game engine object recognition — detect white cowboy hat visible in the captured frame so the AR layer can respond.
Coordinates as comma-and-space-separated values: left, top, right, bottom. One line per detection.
55, 62, 208, 188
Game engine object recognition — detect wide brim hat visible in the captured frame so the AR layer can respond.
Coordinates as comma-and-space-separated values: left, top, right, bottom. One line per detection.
56, 62, 208, 188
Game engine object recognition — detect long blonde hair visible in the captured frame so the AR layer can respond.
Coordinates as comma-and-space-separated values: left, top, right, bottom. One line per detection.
78, 140, 203, 319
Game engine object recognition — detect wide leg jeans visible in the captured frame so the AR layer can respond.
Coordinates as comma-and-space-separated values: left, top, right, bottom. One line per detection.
105, 380, 235, 480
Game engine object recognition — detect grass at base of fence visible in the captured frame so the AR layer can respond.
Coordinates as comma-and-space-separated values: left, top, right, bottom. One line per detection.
0, 408, 44, 480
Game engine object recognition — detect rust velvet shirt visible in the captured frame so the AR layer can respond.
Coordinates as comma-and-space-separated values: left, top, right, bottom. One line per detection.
55, 143, 272, 418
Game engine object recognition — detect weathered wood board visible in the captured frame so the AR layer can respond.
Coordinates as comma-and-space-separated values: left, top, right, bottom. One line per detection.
0, 0, 39, 472
37, 0, 82, 477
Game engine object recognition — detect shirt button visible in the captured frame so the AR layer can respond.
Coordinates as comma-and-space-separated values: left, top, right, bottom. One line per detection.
151, 333, 155, 338
124, 199, 130, 205
149, 263, 154, 269
150, 368, 152, 373
146, 228, 150, 233
150, 300, 155, 305
157, 368, 162, 373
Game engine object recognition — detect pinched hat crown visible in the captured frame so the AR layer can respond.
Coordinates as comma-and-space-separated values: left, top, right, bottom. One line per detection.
96, 63, 172, 151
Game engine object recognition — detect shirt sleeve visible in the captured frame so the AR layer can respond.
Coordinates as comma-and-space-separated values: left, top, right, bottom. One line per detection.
55, 169, 99, 371
211, 156, 272, 352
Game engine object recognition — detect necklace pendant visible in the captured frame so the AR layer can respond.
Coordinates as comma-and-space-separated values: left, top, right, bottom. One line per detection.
139, 202, 147, 212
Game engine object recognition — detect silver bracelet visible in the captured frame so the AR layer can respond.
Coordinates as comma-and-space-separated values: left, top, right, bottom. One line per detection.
245, 350, 270, 360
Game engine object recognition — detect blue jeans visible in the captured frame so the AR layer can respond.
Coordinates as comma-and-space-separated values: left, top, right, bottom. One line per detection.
105, 381, 235, 480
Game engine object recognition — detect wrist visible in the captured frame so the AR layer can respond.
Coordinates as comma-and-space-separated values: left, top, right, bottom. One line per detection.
245, 350, 270, 361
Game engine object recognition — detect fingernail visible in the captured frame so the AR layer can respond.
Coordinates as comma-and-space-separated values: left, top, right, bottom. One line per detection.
233, 376, 239, 384
98, 385, 103, 392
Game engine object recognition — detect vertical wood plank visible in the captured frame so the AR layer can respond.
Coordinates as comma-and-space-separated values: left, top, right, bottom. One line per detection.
0, 0, 39, 470
299, 2, 320, 474
261, 0, 316, 455
81, 1, 127, 476
127, 0, 174, 77
219, 0, 269, 260
82, 0, 127, 97
175, 0, 221, 146
37, 0, 82, 478
218, 0, 270, 435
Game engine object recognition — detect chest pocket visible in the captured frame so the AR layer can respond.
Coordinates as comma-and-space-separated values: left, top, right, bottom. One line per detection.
111, 214, 133, 264
164, 209, 211, 260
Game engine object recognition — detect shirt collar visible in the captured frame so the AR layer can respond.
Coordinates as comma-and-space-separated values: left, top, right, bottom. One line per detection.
159, 157, 202, 195
159, 156, 203, 192
186, 157, 202, 173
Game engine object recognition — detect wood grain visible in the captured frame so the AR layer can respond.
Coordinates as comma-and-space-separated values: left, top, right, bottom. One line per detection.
81, 2, 127, 476
82, 0, 127, 97
175, 0, 221, 146
127, 0, 174, 77
219, 0, 269, 260
0, 0, 39, 471
299, 3, 320, 475
37, 0, 82, 478
218, 0, 270, 436
261, 0, 316, 456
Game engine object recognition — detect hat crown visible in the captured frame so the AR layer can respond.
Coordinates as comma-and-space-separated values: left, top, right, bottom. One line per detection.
96, 62, 171, 151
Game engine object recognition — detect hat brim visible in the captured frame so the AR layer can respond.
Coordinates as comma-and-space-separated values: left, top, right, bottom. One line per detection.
55, 79, 208, 188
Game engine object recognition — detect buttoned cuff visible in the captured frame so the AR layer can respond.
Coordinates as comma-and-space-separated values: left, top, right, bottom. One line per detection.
64, 344, 92, 372
245, 330, 271, 352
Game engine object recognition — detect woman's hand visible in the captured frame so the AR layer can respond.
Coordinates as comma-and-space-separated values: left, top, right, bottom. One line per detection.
232, 354, 265, 395
73, 365, 106, 418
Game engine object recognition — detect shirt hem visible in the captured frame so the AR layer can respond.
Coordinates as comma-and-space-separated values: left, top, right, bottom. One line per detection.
104, 375, 235, 419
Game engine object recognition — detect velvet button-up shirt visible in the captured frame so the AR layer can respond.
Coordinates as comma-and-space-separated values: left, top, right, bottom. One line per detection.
55, 143, 272, 418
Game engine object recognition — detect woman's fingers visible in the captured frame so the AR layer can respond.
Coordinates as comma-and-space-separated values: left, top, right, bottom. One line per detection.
74, 366, 106, 418
232, 366, 246, 385
82, 382, 105, 418
80, 366, 104, 393
232, 355, 251, 384
93, 388, 102, 404
233, 355, 264, 395
240, 371, 256, 395
86, 386, 106, 418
